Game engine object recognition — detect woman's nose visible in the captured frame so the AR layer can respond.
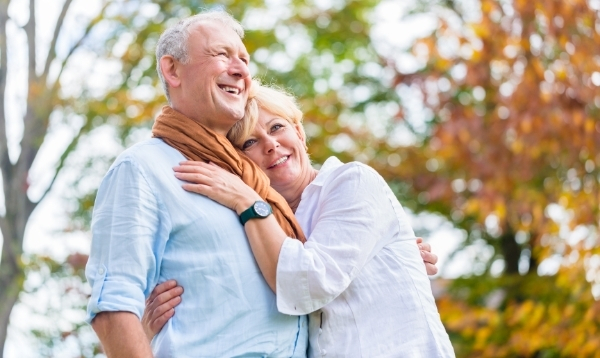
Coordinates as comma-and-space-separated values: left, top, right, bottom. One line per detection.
264, 136, 279, 153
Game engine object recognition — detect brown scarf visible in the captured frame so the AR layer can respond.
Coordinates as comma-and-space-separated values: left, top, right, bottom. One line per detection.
152, 106, 305, 242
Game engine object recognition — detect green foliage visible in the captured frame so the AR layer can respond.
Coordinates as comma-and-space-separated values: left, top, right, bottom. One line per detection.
17, 254, 101, 357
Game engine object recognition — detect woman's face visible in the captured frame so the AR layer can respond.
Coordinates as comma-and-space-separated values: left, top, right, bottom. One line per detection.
240, 108, 309, 189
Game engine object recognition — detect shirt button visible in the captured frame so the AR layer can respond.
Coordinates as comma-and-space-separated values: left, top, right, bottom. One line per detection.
321, 349, 327, 356
98, 267, 105, 275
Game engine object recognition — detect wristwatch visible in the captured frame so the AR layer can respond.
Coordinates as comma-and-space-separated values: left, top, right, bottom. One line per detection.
239, 201, 272, 225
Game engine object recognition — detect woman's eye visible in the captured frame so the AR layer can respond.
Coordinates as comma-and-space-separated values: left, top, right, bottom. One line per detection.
242, 139, 256, 150
271, 124, 284, 132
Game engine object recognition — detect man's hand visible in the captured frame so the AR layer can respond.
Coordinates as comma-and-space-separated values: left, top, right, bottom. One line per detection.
142, 280, 183, 341
417, 237, 439, 276
91, 311, 153, 358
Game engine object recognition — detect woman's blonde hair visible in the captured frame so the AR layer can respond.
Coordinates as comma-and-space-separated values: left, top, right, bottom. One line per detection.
227, 81, 305, 148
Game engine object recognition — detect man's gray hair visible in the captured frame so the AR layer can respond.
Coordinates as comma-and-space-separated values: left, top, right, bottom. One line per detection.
155, 10, 245, 103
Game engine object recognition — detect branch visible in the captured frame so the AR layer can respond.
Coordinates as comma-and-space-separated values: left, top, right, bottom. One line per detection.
51, 0, 110, 89
41, 0, 73, 82
24, 0, 36, 81
36, 115, 90, 204
19, 0, 109, 180
0, 2, 10, 181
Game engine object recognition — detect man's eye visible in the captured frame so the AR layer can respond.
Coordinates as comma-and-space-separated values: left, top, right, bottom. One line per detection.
218, 52, 227, 57
242, 139, 256, 150
240, 57, 249, 64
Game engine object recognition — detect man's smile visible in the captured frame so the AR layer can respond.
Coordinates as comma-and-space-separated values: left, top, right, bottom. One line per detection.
218, 85, 241, 95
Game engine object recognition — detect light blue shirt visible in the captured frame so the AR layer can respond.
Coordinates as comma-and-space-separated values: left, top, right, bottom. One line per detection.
85, 138, 307, 357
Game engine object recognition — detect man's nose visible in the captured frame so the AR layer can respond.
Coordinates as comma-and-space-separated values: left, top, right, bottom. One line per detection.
228, 57, 250, 78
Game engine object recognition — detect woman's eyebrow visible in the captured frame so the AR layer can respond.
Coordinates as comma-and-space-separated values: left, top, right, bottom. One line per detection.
265, 118, 283, 126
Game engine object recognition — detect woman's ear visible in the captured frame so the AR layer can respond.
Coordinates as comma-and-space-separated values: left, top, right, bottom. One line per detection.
294, 124, 308, 151
160, 55, 182, 88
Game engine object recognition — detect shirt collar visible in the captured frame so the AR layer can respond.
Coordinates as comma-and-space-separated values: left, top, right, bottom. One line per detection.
308, 156, 344, 188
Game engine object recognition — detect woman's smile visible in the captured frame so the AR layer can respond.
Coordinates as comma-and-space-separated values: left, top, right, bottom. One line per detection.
268, 155, 291, 169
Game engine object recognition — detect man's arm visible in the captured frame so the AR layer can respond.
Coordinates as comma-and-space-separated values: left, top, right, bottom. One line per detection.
92, 311, 153, 358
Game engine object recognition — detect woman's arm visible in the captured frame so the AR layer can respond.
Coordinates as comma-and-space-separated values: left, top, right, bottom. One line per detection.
173, 161, 288, 292
173, 161, 439, 299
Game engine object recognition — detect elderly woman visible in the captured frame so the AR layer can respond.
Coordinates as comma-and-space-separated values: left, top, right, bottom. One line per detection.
146, 84, 454, 357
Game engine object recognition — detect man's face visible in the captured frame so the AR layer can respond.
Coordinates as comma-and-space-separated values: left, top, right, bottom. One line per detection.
176, 21, 251, 135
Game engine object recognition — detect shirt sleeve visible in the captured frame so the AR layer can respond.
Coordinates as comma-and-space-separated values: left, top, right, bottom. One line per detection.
85, 159, 168, 323
276, 164, 399, 315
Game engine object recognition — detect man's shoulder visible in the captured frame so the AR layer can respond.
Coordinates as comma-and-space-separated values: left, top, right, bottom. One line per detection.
111, 138, 183, 169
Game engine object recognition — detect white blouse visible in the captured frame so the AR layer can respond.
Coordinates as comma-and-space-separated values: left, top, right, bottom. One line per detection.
277, 157, 455, 357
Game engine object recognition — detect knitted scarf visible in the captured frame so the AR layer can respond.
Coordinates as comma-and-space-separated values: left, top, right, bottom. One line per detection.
152, 106, 305, 242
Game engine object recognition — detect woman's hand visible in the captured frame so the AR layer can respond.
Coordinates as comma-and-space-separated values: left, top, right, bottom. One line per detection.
417, 238, 439, 276
142, 280, 183, 341
173, 161, 261, 214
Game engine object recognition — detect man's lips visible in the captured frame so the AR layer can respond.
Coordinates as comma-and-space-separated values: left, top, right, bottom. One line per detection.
218, 84, 241, 95
268, 155, 290, 169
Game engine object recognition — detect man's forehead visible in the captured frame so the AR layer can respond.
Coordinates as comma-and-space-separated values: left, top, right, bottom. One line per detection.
187, 21, 248, 54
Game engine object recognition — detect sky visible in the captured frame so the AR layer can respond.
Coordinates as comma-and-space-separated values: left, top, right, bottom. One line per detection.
2, 0, 467, 356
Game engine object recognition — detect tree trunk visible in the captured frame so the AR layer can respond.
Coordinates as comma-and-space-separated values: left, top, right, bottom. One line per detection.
0, 264, 22, 358
500, 231, 521, 275
0, 218, 25, 358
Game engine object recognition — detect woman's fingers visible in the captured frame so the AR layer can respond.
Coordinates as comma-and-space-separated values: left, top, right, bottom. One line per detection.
147, 280, 177, 305
142, 282, 184, 340
181, 183, 212, 196
419, 242, 432, 254
149, 285, 184, 310
149, 306, 176, 334
174, 171, 212, 185
416, 238, 439, 276
425, 262, 439, 276
150, 294, 182, 321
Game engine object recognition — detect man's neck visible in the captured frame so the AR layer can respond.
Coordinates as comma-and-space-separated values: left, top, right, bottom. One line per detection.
168, 104, 230, 136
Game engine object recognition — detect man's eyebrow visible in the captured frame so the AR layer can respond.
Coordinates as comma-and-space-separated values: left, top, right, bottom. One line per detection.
210, 42, 229, 50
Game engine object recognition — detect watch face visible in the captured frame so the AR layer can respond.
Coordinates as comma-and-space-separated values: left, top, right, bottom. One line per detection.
254, 201, 271, 217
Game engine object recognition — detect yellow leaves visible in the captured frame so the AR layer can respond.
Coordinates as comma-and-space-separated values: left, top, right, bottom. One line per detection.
573, 111, 584, 126
494, 200, 507, 221
473, 326, 492, 351
463, 198, 481, 217
480, 0, 496, 15
469, 23, 490, 39
585, 118, 595, 133
519, 119, 532, 133
508, 299, 535, 325
458, 128, 471, 144
386, 0, 600, 354
510, 138, 524, 154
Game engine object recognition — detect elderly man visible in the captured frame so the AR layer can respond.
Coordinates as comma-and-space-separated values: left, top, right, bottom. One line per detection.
86, 11, 307, 357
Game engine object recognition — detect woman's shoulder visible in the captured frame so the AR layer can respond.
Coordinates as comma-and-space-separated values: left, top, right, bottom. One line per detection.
319, 156, 384, 186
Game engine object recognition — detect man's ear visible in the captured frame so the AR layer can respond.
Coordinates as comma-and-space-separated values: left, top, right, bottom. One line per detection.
160, 55, 182, 88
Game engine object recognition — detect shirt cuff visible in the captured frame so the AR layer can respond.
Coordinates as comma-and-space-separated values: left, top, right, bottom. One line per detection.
276, 238, 316, 315
86, 264, 145, 324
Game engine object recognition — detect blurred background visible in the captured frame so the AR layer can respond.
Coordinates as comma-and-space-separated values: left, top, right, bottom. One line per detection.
1, 0, 599, 357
